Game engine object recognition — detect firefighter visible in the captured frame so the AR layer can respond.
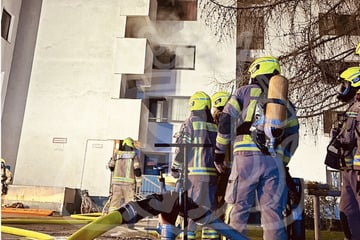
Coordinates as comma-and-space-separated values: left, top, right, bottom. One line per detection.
211, 91, 231, 211
335, 66, 360, 240
105, 137, 142, 213
214, 56, 299, 240
1, 158, 13, 196
211, 91, 231, 125
170, 91, 219, 239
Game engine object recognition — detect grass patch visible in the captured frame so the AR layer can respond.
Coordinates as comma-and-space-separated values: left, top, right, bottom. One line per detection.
247, 227, 344, 240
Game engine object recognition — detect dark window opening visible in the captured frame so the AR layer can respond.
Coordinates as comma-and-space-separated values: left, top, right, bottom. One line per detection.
157, 0, 197, 21
323, 110, 345, 135
1, 9, 12, 41
143, 153, 169, 175
149, 97, 169, 122
237, 10, 264, 49
237, 0, 267, 6
153, 46, 176, 69
319, 60, 359, 85
153, 45, 195, 70
319, 13, 360, 36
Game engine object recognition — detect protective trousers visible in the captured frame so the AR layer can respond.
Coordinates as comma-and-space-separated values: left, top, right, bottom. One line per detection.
339, 170, 360, 240
182, 177, 219, 239
225, 151, 288, 240
108, 184, 135, 212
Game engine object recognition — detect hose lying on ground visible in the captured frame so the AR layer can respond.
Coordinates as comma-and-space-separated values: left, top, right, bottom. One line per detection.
68, 192, 249, 240
1, 225, 54, 240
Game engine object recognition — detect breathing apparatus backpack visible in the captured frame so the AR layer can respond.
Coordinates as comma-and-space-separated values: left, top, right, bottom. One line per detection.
325, 103, 357, 170
250, 75, 289, 156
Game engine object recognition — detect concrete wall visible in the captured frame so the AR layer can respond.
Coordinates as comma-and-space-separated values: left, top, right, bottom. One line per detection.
13, 0, 145, 194
7, 0, 354, 193
1, 0, 42, 173
11, 0, 236, 194
1, 0, 22, 113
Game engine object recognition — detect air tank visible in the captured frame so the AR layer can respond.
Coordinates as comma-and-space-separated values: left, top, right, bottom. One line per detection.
264, 75, 288, 154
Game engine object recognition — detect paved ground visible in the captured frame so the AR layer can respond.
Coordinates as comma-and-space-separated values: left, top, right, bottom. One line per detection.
1, 214, 160, 239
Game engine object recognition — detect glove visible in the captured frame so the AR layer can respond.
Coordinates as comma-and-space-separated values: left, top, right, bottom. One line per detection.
214, 153, 226, 174
108, 157, 115, 171
171, 168, 180, 179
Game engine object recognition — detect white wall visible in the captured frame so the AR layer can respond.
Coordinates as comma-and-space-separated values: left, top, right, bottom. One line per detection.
12, 0, 353, 194
288, 131, 329, 183
14, 0, 142, 192
1, 0, 22, 113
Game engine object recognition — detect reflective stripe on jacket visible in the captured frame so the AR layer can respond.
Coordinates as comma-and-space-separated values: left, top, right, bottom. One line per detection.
345, 101, 360, 170
112, 150, 138, 184
173, 113, 218, 180
216, 84, 299, 164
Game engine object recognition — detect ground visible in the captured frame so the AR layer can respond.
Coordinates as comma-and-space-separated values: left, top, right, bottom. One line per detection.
1, 214, 159, 240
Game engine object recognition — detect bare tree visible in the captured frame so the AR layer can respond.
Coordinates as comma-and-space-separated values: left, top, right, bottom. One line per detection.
199, 0, 360, 125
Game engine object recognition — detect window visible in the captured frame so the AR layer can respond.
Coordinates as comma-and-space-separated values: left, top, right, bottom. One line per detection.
153, 45, 196, 70
323, 110, 345, 135
319, 13, 360, 36
148, 96, 189, 123
1, 8, 12, 41
143, 153, 169, 175
237, 10, 264, 49
169, 97, 189, 122
157, 0, 197, 21
237, 0, 267, 6
319, 60, 359, 84
235, 59, 252, 87
326, 167, 342, 190
149, 98, 169, 122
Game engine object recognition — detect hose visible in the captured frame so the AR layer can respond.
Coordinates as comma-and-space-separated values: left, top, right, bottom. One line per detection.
1, 213, 100, 239
67, 192, 249, 240
70, 212, 102, 221
67, 211, 122, 240
1, 225, 54, 240
1, 218, 91, 225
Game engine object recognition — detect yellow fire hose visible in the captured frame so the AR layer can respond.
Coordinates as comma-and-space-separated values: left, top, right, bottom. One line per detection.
67, 211, 122, 240
1, 213, 101, 239
70, 212, 102, 221
1, 225, 54, 240
1, 218, 91, 225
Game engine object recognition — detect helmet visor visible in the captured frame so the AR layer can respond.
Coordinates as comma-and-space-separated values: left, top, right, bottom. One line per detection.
339, 81, 350, 96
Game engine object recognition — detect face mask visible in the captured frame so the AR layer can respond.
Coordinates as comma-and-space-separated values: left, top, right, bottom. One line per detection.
337, 81, 356, 102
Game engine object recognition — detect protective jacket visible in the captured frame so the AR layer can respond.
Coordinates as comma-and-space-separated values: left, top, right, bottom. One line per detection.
342, 100, 360, 170
171, 110, 219, 238
1, 159, 12, 195
216, 84, 299, 164
336, 98, 360, 239
111, 150, 141, 185
172, 112, 218, 181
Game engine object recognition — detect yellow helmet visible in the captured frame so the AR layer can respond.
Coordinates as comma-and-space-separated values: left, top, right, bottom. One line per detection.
356, 42, 360, 55
122, 137, 135, 149
338, 67, 360, 102
189, 91, 211, 111
211, 91, 230, 108
248, 56, 281, 80
340, 67, 360, 87
1, 158, 5, 164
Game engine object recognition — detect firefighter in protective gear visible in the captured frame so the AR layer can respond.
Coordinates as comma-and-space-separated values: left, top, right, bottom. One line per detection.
215, 56, 299, 240
1, 158, 13, 196
169, 91, 219, 239
106, 137, 142, 213
211, 91, 231, 212
335, 66, 360, 240
211, 91, 231, 125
